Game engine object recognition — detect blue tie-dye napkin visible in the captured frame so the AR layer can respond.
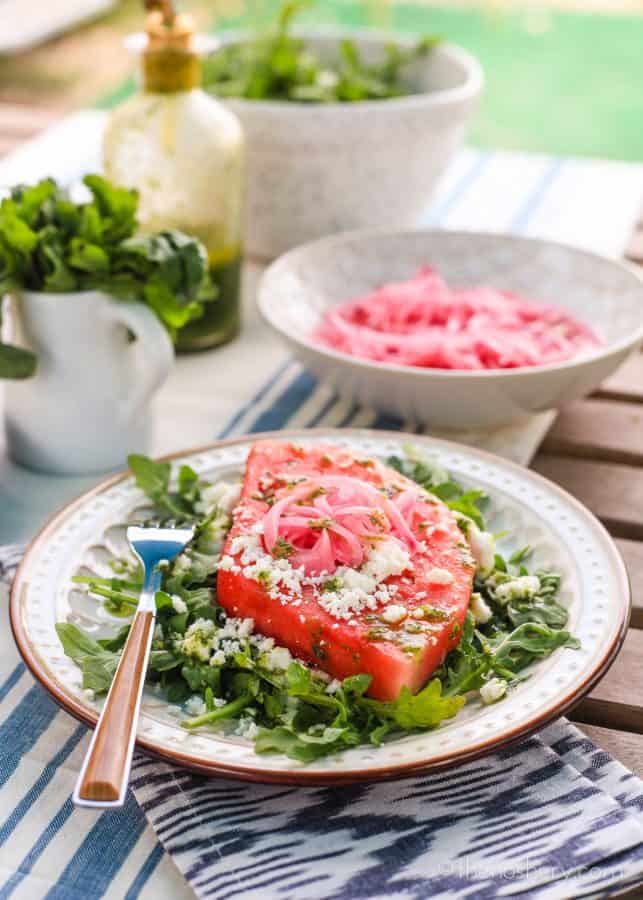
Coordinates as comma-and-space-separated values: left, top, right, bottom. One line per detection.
129, 719, 643, 900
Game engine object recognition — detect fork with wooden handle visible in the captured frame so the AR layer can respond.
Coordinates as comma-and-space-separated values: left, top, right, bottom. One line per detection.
73, 523, 194, 808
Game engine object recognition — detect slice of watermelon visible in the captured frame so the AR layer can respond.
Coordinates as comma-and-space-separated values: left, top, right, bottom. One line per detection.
217, 440, 475, 701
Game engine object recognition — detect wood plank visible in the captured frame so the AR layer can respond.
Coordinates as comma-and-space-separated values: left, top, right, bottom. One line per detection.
595, 351, 643, 403
570, 629, 643, 733
0, 102, 58, 137
0, 134, 27, 157
543, 400, 643, 465
574, 723, 643, 777
615, 538, 643, 629
532, 455, 643, 540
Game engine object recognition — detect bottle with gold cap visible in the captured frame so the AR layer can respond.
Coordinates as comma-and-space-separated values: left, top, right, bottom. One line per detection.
104, 0, 244, 351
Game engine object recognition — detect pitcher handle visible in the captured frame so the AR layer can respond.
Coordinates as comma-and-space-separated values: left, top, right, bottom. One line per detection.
103, 299, 174, 422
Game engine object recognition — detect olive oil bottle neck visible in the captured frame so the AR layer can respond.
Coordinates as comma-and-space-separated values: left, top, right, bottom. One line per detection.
142, 5, 200, 93
142, 50, 201, 93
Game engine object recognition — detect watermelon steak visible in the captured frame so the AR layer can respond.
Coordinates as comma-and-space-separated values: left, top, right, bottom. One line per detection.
217, 440, 476, 701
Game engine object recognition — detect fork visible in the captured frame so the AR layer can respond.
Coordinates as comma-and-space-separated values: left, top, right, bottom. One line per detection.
73, 523, 194, 808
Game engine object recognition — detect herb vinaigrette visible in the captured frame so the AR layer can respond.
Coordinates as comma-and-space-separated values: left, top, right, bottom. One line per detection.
104, 8, 244, 352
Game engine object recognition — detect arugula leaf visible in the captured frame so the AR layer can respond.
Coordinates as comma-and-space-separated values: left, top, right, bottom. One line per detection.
388, 450, 487, 529
97, 624, 131, 652
127, 453, 205, 523
128, 454, 171, 505
55, 623, 120, 693
364, 679, 464, 729
255, 724, 354, 762
489, 622, 580, 674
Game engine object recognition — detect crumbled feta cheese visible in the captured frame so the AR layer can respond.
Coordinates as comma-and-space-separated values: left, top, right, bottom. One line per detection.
266, 646, 292, 671
185, 695, 207, 717
195, 480, 242, 516
175, 618, 216, 662
236, 618, 254, 638
250, 634, 275, 653
466, 523, 496, 576
362, 539, 411, 583
172, 553, 193, 576
171, 595, 188, 614
316, 540, 408, 621
426, 567, 454, 585
494, 575, 540, 605
326, 678, 342, 694
380, 604, 408, 625
218, 554, 236, 571
236, 717, 259, 740
480, 678, 507, 705
470, 592, 493, 624
211, 650, 226, 666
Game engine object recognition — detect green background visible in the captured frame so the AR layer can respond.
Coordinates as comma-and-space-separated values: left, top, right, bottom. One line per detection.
100, 1, 643, 163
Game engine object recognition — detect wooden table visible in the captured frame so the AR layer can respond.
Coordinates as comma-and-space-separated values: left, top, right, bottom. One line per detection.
531, 228, 643, 776
0, 102, 59, 158
2, 103, 643, 780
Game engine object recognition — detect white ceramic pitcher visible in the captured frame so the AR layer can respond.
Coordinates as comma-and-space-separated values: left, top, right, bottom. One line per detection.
4, 290, 173, 475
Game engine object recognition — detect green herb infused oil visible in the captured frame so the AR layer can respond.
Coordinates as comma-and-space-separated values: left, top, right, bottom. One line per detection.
104, 5, 244, 351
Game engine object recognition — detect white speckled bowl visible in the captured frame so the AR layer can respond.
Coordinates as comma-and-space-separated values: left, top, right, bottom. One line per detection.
258, 229, 643, 428
215, 28, 482, 259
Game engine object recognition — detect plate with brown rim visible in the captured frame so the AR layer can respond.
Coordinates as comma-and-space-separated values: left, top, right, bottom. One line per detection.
10, 429, 630, 785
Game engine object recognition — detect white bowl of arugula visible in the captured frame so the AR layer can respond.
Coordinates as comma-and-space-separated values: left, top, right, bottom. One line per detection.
203, 3, 482, 258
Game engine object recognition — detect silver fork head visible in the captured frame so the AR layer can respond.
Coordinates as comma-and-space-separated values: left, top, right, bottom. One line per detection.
126, 524, 195, 572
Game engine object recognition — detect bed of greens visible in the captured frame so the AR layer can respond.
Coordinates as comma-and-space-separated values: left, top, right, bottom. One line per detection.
203, 0, 440, 104
56, 448, 579, 763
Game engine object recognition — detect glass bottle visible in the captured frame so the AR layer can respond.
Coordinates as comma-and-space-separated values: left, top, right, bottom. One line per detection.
103, 5, 244, 351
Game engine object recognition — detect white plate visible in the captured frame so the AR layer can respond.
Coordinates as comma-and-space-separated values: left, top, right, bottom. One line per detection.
10, 430, 630, 784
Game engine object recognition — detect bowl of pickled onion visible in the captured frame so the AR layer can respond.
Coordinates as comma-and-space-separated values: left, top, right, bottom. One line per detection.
258, 229, 643, 428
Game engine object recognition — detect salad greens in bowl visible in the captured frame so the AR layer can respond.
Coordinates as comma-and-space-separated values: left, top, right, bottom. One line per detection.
203, 0, 440, 103
204, 3, 482, 257
0, 175, 215, 379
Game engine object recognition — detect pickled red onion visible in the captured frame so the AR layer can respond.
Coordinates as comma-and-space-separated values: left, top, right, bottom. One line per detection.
312, 267, 602, 370
261, 475, 423, 575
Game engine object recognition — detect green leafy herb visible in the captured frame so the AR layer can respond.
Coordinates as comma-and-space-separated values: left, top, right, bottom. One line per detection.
0, 175, 217, 376
127, 454, 200, 521
387, 449, 487, 529
363, 679, 464, 729
55, 623, 121, 693
203, 0, 440, 103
